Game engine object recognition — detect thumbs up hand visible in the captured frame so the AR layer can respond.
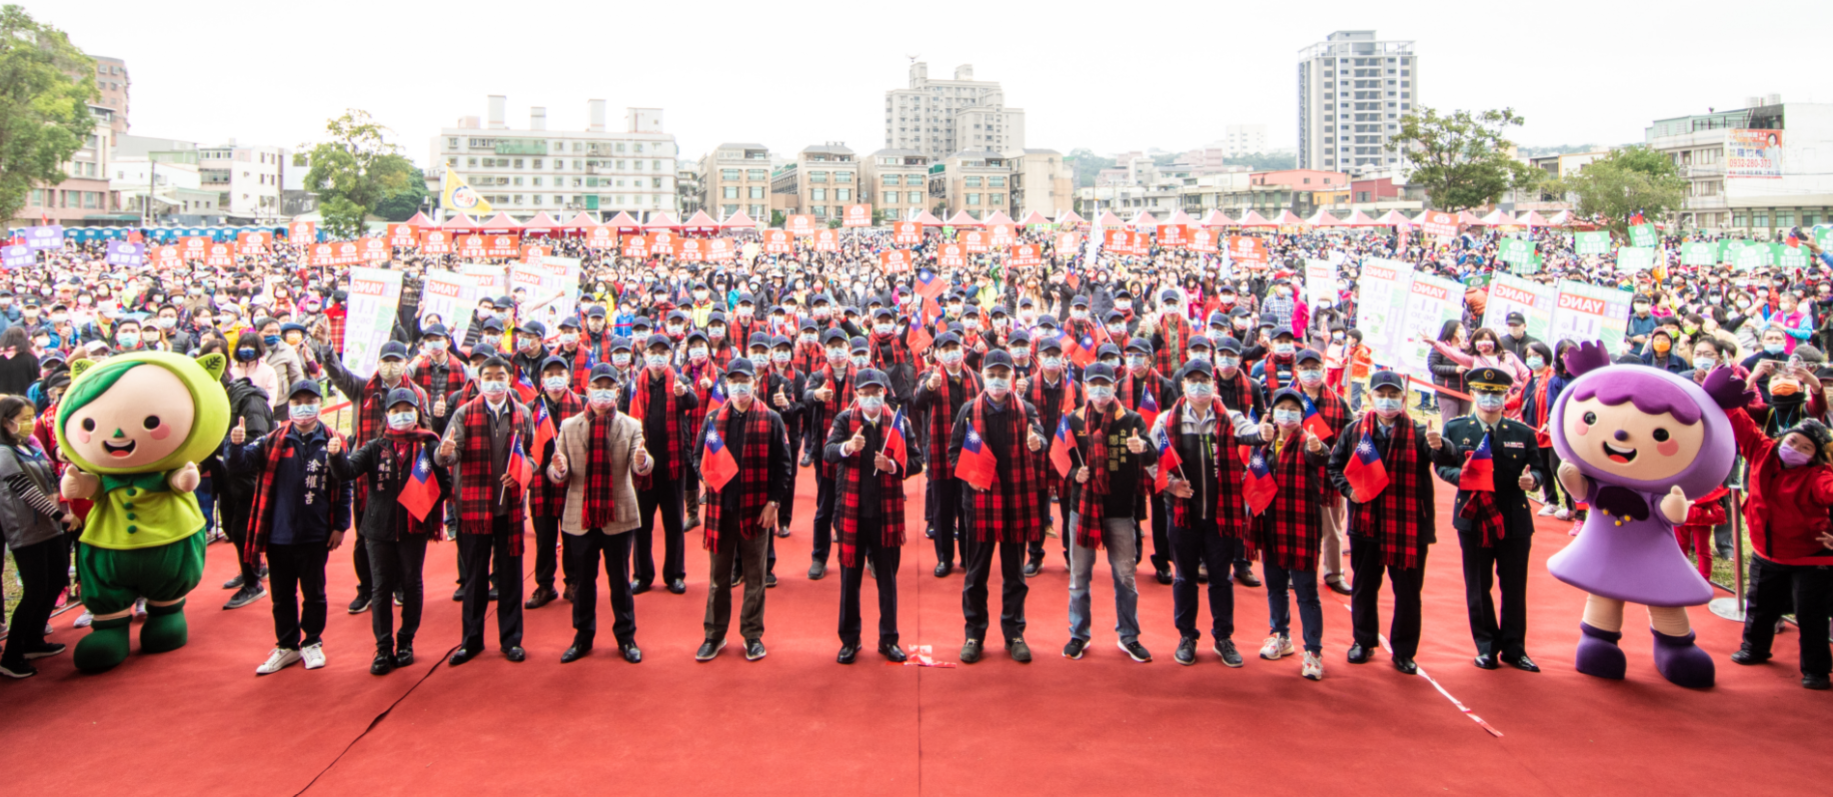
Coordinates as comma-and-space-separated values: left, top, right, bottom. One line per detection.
1016, 376, 1029, 396
434, 395, 447, 418
674, 378, 688, 397
1305, 430, 1324, 454
1126, 428, 1146, 454
1259, 420, 1276, 442
326, 434, 343, 455
1659, 483, 1693, 524
847, 427, 867, 456
438, 434, 457, 459
774, 383, 790, 409
699, 376, 712, 391
929, 370, 943, 391
1028, 427, 1045, 452
230, 416, 246, 445
1427, 428, 1443, 450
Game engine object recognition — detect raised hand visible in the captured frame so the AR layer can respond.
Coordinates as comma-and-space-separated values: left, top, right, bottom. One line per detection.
674, 378, 689, 397
1259, 420, 1276, 442
434, 395, 448, 418
230, 416, 246, 445
699, 376, 712, 391
774, 383, 790, 409
326, 434, 343, 455
1427, 427, 1443, 450
1659, 484, 1693, 524
1305, 430, 1324, 454
929, 370, 943, 391
438, 434, 457, 459
1027, 426, 1045, 453
1016, 376, 1029, 396
815, 384, 833, 403
847, 427, 867, 456
1126, 429, 1147, 454
1516, 471, 1537, 490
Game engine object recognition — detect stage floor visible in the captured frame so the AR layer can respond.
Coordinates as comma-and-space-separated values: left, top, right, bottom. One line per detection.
0, 467, 1823, 796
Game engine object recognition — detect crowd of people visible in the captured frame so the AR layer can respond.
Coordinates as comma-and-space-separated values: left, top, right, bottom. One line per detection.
1, 219, 1829, 691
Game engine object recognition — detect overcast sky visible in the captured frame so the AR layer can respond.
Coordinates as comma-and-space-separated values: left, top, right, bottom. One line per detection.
49, 0, 1832, 168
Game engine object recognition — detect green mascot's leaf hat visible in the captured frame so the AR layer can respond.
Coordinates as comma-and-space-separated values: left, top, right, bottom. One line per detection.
56, 351, 232, 475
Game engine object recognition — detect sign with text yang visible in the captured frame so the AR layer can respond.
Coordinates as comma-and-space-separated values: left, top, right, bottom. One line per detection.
417, 270, 478, 344
1480, 273, 1557, 343
1396, 273, 1467, 377
342, 267, 405, 379
1549, 279, 1631, 352
1353, 257, 1415, 371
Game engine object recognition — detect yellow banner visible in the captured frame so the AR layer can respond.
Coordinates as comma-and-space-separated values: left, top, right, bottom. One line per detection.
440, 170, 492, 218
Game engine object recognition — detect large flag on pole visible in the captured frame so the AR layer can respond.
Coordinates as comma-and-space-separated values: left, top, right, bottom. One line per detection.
440, 169, 493, 219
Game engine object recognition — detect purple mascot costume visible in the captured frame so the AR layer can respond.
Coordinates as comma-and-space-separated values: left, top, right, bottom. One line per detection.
1548, 342, 1736, 688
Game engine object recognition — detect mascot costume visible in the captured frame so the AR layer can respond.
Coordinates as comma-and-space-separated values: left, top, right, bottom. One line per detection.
1548, 341, 1736, 688
57, 351, 230, 673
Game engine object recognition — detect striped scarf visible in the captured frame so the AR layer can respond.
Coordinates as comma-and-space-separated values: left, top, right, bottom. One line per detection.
245, 425, 346, 564
923, 365, 979, 476
1349, 415, 1425, 568
965, 396, 1042, 544
870, 330, 911, 372
1256, 432, 1323, 571
456, 396, 529, 552
530, 391, 583, 519
1074, 404, 1117, 546
811, 362, 857, 478
1161, 399, 1252, 544
583, 409, 619, 529
701, 403, 773, 553
836, 404, 907, 568
629, 366, 681, 489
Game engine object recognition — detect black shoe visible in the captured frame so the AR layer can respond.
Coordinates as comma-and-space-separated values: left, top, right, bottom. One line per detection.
799, 451, 813, 468
1215, 639, 1244, 668
620, 642, 642, 663
774, 526, 792, 538
744, 639, 767, 661
222, 573, 245, 590
960, 639, 983, 664
866, 559, 876, 579
22, 642, 65, 660
0, 661, 37, 679
258, 564, 269, 579
1174, 637, 1197, 665
1805, 674, 1832, 690
561, 644, 590, 664
525, 586, 558, 609
451, 587, 464, 602
1023, 558, 1042, 578
1063, 638, 1087, 659
223, 584, 266, 610
695, 638, 726, 662
347, 593, 372, 614
808, 560, 827, 580
448, 648, 481, 666
393, 589, 405, 606
1347, 643, 1371, 664
486, 588, 498, 602
924, 526, 935, 540
394, 646, 414, 668
1232, 563, 1261, 588
765, 572, 778, 588
684, 513, 701, 532
1118, 639, 1152, 662
504, 646, 526, 662
1195, 564, 1208, 584
1393, 657, 1418, 675
630, 580, 652, 595
934, 561, 953, 578
1501, 652, 1540, 673
667, 579, 686, 594
1324, 575, 1353, 596
837, 644, 859, 664
1730, 647, 1771, 665
1007, 636, 1032, 663
1154, 565, 1172, 585
370, 653, 393, 675
880, 642, 907, 663
1474, 653, 1499, 670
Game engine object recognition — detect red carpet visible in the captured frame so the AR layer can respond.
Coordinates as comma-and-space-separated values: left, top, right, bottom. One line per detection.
2, 467, 1824, 795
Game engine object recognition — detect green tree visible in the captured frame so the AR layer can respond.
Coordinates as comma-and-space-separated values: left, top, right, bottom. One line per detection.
1389, 106, 1541, 211
367, 155, 427, 221
826, 217, 843, 229
1552, 146, 1687, 239
296, 109, 413, 239
0, 5, 96, 225
1065, 148, 1115, 188
769, 210, 785, 228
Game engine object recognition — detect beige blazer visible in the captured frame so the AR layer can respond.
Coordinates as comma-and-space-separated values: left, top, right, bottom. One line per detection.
551, 410, 651, 535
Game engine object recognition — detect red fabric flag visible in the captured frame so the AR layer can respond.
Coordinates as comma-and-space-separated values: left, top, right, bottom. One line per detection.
954, 422, 998, 491
700, 418, 740, 491
1244, 445, 1277, 515
906, 319, 933, 357
882, 408, 909, 472
1049, 415, 1076, 479
1300, 392, 1333, 442
1153, 424, 1182, 493
1137, 386, 1159, 431
397, 447, 442, 522
531, 399, 556, 466
1459, 430, 1506, 546
507, 432, 533, 490
1344, 428, 1390, 503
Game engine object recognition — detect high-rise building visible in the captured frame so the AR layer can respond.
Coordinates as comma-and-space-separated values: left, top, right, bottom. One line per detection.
1223, 124, 1267, 158
427, 96, 678, 221
197, 140, 286, 223
1297, 30, 1418, 172
769, 143, 858, 222
885, 62, 1025, 163
89, 55, 130, 137
698, 143, 773, 222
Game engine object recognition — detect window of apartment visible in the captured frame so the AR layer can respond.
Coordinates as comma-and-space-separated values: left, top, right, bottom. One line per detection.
748, 169, 767, 181
748, 186, 764, 199
883, 191, 899, 204
809, 171, 828, 183
837, 188, 852, 201
532, 195, 542, 205
634, 143, 644, 154
448, 137, 460, 150
988, 176, 1005, 187
633, 160, 643, 171
990, 193, 1004, 206
652, 178, 664, 189
513, 195, 523, 204
812, 188, 827, 201
965, 176, 982, 188
836, 171, 853, 183
967, 193, 981, 205
723, 186, 739, 199
533, 177, 544, 187
1775, 211, 1794, 227
531, 159, 542, 169
614, 160, 624, 170
882, 174, 900, 187
654, 160, 664, 171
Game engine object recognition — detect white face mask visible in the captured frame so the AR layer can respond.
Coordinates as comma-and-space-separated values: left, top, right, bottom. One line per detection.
1372, 396, 1404, 419
1273, 408, 1302, 427
982, 376, 1011, 398
1188, 350, 1210, 362
1115, 300, 1132, 311
427, 339, 448, 352
771, 350, 792, 364
727, 382, 754, 400
589, 389, 617, 409
858, 394, 886, 415
1183, 381, 1214, 401
647, 353, 672, 370
939, 348, 963, 366
1274, 343, 1296, 356
1297, 369, 1324, 386
708, 326, 726, 340
1473, 392, 1507, 412
874, 322, 895, 336
558, 333, 578, 346
289, 402, 321, 422
386, 411, 418, 430
851, 354, 870, 369
799, 333, 817, 344
118, 332, 140, 347
964, 319, 980, 331
480, 380, 510, 399
1040, 355, 1063, 372
1071, 309, 1088, 320
543, 375, 569, 392
613, 352, 632, 366
1087, 384, 1114, 405
1214, 356, 1239, 374
688, 346, 708, 363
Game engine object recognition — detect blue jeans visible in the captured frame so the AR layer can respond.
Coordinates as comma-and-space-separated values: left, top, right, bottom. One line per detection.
1349, 379, 1368, 413
1066, 512, 1141, 643
1265, 561, 1323, 654
196, 473, 216, 534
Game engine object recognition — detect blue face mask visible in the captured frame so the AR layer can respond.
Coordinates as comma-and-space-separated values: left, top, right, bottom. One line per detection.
235, 348, 258, 362
263, 334, 282, 347
1526, 356, 1545, 370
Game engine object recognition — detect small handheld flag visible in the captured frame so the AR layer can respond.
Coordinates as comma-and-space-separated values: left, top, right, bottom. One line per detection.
397, 446, 442, 522
531, 398, 557, 465
506, 431, 533, 490
1300, 392, 1333, 442
1343, 428, 1390, 503
1050, 415, 1076, 479
955, 425, 998, 491
700, 418, 739, 491
706, 377, 728, 412
1153, 425, 1183, 493
1244, 445, 1277, 515
882, 407, 909, 472
1459, 431, 1505, 546
1137, 386, 1160, 431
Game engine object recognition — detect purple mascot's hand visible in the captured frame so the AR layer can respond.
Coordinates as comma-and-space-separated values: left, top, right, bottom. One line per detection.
1701, 366, 1754, 410
1562, 340, 1612, 377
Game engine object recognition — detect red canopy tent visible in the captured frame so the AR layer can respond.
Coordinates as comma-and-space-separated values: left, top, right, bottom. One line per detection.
1476, 209, 1517, 227
1304, 210, 1343, 227
1409, 210, 1430, 226
1094, 210, 1126, 228
1376, 210, 1411, 227
1238, 210, 1276, 228
1341, 210, 1380, 227
943, 210, 981, 227
1018, 210, 1051, 226
477, 212, 523, 234
1054, 210, 1085, 228
642, 211, 681, 230
560, 212, 598, 231
520, 211, 562, 235
1269, 209, 1305, 226
980, 210, 1015, 227
602, 211, 644, 233
1160, 209, 1199, 228
1127, 211, 1159, 229
719, 209, 761, 229
1200, 210, 1238, 227
440, 213, 480, 233
910, 209, 945, 227
403, 211, 439, 229
1516, 210, 1552, 227
1456, 210, 1482, 227
679, 210, 720, 233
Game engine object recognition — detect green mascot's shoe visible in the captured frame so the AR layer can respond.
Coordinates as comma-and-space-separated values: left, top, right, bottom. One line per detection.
140, 599, 189, 653
75, 616, 133, 673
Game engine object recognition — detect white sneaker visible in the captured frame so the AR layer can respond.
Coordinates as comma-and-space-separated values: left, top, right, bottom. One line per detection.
301, 642, 327, 670
1259, 634, 1293, 660
1536, 503, 1558, 517
1554, 508, 1571, 521
256, 647, 302, 675
1302, 651, 1324, 680
73, 611, 93, 629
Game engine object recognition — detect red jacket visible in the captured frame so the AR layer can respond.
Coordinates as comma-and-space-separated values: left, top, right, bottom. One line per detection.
1730, 408, 1833, 566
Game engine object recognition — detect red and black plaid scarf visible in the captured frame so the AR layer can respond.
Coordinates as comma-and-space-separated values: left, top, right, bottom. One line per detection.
812, 362, 857, 478
629, 366, 681, 489
923, 365, 979, 478
836, 403, 906, 568
1222, 369, 1255, 415
1460, 429, 1506, 547
1155, 313, 1188, 379
1160, 399, 1253, 543
870, 330, 911, 372
1262, 353, 1296, 391
245, 425, 347, 564
408, 354, 466, 407
681, 359, 723, 437
530, 391, 584, 519
965, 396, 1042, 544
1307, 387, 1348, 442
382, 429, 445, 538
701, 402, 773, 553
358, 377, 427, 445
583, 408, 619, 529
1349, 415, 1425, 568
456, 396, 529, 553
1119, 369, 1159, 415
1255, 432, 1323, 571
1074, 404, 1117, 546
794, 340, 825, 376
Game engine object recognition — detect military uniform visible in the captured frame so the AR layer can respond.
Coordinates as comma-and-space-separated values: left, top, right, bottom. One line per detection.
1431, 366, 1546, 670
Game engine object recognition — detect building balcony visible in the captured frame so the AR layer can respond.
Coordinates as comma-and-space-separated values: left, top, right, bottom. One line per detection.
1683, 163, 1724, 178
1685, 196, 1729, 211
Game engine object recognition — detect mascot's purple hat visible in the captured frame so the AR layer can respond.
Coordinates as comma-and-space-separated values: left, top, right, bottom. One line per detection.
1550, 341, 1735, 498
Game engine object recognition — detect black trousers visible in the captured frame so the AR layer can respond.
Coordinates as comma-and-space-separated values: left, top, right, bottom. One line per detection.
365, 535, 427, 654
1742, 557, 1833, 678
1148, 494, 1172, 570
1458, 528, 1531, 657
531, 515, 569, 591
632, 476, 686, 586
1027, 481, 1072, 562
929, 476, 964, 566
838, 519, 900, 646
1, 536, 68, 665
268, 542, 330, 650
1169, 518, 1235, 641
961, 533, 1028, 642
221, 499, 262, 588
1349, 534, 1427, 660
810, 475, 837, 565
567, 528, 636, 648
458, 517, 523, 652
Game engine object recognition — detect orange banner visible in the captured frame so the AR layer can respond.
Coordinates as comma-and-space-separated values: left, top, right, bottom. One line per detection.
1055, 231, 1081, 253
622, 235, 650, 259
521, 244, 550, 264
649, 230, 677, 257
386, 223, 420, 248
1157, 225, 1188, 248
308, 242, 337, 267
179, 237, 211, 260
1421, 211, 1457, 238
421, 229, 453, 255
987, 224, 1015, 248
842, 204, 872, 228
1188, 228, 1219, 253
762, 229, 793, 254
937, 243, 966, 269
961, 230, 989, 253
332, 240, 364, 265
204, 242, 235, 267
457, 234, 488, 259
360, 238, 390, 262
786, 215, 817, 237
706, 238, 735, 262
236, 231, 272, 255
151, 245, 184, 269
583, 226, 618, 249
880, 249, 913, 272
484, 234, 520, 258
893, 221, 921, 245
813, 228, 840, 252
289, 221, 316, 244
1008, 244, 1041, 268
1226, 235, 1268, 268
676, 238, 705, 262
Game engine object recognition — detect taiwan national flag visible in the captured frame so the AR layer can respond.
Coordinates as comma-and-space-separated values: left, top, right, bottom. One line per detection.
531, 399, 557, 466
1299, 392, 1333, 442
907, 318, 934, 356
1459, 431, 1496, 492
1049, 415, 1076, 478
1629, 210, 1647, 227
506, 431, 533, 490
1459, 431, 1506, 544
1065, 330, 1098, 369
397, 446, 442, 522
915, 268, 946, 299
1344, 428, 1390, 503
513, 372, 538, 405
882, 408, 909, 472
1153, 424, 1182, 493
706, 378, 727, 412
1137, 386, 1160, 431
955, 425, 998, 491
1244, 445, 1277, 515
700, 418, 739, 491
1785, 229, 1802, 249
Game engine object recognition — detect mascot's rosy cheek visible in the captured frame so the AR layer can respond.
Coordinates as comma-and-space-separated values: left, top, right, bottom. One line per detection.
69, 428, 91, 445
